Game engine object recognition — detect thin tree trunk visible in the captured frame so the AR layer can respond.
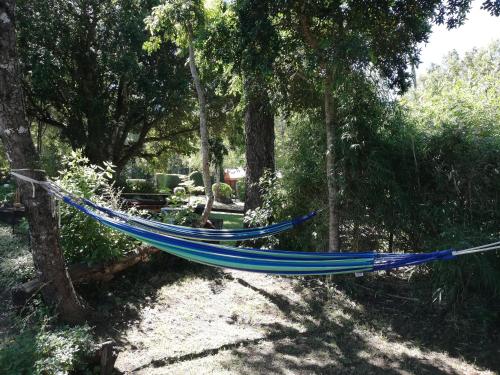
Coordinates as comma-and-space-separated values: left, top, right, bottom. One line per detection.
243, 77, 275, 212
324, 73, 340, 252
187, 39, 213, 225
0, 0, 86, 323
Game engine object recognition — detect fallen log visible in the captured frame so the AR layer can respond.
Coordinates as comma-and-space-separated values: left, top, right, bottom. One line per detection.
12, 246, 160, 307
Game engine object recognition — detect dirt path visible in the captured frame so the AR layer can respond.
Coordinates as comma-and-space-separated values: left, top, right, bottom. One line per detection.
88, 258, 497, 375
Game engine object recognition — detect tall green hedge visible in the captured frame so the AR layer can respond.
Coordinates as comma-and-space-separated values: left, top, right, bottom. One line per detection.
155, 173, 182, 190
189, 170, 204, 187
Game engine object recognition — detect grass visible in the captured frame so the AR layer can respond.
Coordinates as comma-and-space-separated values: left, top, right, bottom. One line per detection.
0, 224, 95, 375
89, 260, 499, 374
209, 211, 244, 230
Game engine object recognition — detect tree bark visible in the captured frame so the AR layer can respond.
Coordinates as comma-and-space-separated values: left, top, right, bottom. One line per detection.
243, 78, 275, 212
187, 38, 213, 226
0, 0, 86, 323
324, 73, 340, 252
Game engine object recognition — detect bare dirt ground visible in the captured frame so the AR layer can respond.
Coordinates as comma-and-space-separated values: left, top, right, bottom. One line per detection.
83, 255, 499, 375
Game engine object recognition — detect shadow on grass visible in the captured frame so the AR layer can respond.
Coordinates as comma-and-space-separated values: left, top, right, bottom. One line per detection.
78, 252, 227, 346
332, 274, 500, 372
217, 275, 495, 375
84, 254, 497, 374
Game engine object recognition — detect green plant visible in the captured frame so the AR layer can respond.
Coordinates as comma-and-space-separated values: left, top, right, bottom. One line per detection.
174, 186, 187, 196
162, 202, 199, 227
124, 178, 156, 193
155, 173, 182, 190
189, 170, 204, 187
235, 180, 245, 201
243, 171, 287, 248
0, 181, 15, 204
0, 319, 95, 375
57, 150, 136, 264
212, 182, 232, 203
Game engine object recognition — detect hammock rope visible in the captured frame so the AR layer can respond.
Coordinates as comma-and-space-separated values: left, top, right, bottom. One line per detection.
11, 170, 500, 277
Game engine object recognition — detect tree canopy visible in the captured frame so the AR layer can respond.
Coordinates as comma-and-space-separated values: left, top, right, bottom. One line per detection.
17, 0, 194, 173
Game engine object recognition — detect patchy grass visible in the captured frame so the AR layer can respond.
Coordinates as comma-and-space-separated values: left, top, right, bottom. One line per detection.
0, 225, 95, 375
210, 212, 244, 230
88, 255, 499, 374
1, 223, 498, 374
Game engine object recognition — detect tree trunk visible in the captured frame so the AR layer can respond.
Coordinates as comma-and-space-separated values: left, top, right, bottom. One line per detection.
324, 73, 340, 252
243, 78, 275, 212
187, 39, 213, 226
0, 0, 86, 323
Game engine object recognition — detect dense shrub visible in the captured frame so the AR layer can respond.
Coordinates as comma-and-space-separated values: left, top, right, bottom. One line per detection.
212, 182, 232, 203
57, 150, 136, 264
0, 320, 94, 375
189, 170, 204, 187
155, 173, 182, 190
235, 180, 245, 201
125, 178, 156, 193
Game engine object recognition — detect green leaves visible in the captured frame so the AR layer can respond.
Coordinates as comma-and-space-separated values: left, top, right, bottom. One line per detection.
144, 0, 205, 48
56, 150, 136, 264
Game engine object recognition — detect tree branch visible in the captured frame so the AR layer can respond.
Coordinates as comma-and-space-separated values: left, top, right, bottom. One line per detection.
143, 126, 198, 143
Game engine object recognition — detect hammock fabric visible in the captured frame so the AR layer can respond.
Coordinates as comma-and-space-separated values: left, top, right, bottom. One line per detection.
81, 198, 317, 242
63, 196, 457, 276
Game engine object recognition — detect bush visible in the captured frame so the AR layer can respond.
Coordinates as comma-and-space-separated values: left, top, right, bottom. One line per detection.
173, 186, 186, 196
0, 181, 15, 204
189, 170, 204, 187
212, 182, 232, 203
0, 320, 95, 375
125, 178, 156, 193
155, 173, 182, 190
235, 180, 245, 201
57, 150, 136, 264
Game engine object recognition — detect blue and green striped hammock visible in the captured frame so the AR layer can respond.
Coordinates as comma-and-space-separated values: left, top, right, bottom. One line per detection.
80, 198, 317, 242
10, 171, 500, 277
62, 196, 486, 276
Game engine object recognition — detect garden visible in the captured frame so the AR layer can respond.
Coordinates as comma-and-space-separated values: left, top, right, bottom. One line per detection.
0, 0, 499, 374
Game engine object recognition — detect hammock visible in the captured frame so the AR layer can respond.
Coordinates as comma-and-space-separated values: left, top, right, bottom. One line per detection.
11, 171, 500, 277
62, 195, 495, 276
80, 198, 318, 241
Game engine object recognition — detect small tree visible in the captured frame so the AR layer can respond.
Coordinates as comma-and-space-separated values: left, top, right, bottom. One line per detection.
145, 0, 214, 225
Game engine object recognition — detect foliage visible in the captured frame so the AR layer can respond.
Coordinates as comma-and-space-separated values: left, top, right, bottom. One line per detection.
178, 178, 205, 195
57, 150, 136, 264
212, 182, 232, 202
268, 43, 500, 309
124, 179, 157, 194
0, 225, 34, 289
0, 319, 95, 375
235, 179, 246, 201
162, 202, 199, 227
17, 0, 193, 169
244, 171, 287, 248
402, 43, 500, 305
173, 186, 187, 196
0, 181, 15, 204
189, 170, 204, 187
155, 173, 182, 190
